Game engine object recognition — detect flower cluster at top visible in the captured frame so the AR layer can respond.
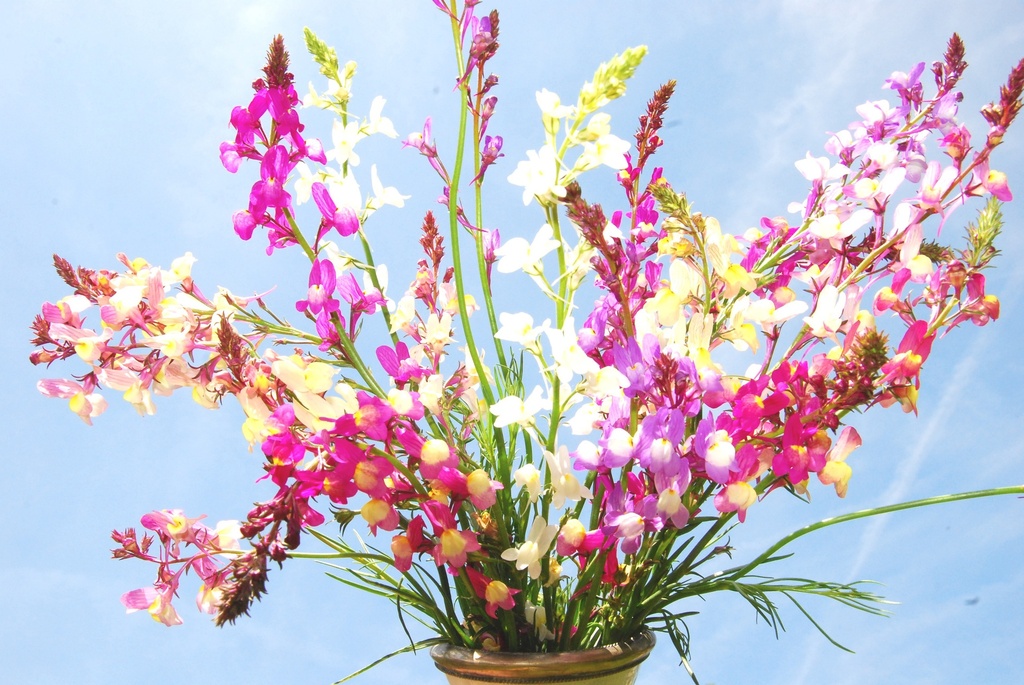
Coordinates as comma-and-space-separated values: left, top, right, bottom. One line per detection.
29, 0, 1021, 655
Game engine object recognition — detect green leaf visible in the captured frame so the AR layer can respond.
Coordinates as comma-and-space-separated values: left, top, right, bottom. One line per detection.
329, 637, 445, 684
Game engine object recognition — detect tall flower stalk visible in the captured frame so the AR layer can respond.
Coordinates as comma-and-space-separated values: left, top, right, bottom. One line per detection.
29, 2, 1024, 681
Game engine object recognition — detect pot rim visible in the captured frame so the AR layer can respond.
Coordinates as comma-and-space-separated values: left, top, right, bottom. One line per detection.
429, 629, 655, 683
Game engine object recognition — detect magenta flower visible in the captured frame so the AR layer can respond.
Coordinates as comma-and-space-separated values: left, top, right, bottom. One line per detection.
422, 500, 481, 570
694, 414, 737, 484
311, 182, 360, 242
361, 497, 400, 535
772, 410, 824, 484
334, 391, 395, 442
296, 259, 339, 315
602, 479, 661, 555
403, 117, 448, 181
249, 144, 294, 213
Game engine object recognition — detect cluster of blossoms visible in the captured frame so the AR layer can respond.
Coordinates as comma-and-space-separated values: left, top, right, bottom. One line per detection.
30, 0, 1022, 667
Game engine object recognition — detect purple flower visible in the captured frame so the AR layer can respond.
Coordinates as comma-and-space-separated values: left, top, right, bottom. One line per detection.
601, 478, 661, 555
635, 408, 685, 475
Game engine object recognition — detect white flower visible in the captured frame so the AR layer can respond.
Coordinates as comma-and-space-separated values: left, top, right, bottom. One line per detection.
329, 119, 364, 167
803, 284, 846, 339
544, 446, 592, 509
567, 402, 603, 436
866, 141, 898, 169
794, 153, 831, 182
808, 208, 873, 241
139, 329, 190, 358
490, 386, 546, 428
389, 295, 417, 335
366, 96, 398, 138
501, 516, 559, 579
545, 318, 600, 384
524, 601, 556, 641
292, 161, 317, 204
495, 312, 548, 350
168, 253, 196, 283
513, 464, 542, 503
536, 89, 573, 135
576, 133, 630, 171
494, 223, 560, 275
525, 601, 556, 641
507, 145, 566, 206
421, 312, 454, 355
582, 366, 629, 401
417, 373, 445, 416
744, 296, 808, 329
366, 164, 408, 212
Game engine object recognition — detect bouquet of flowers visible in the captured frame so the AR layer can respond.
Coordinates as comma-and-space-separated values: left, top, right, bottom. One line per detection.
28, 1, 1024, 680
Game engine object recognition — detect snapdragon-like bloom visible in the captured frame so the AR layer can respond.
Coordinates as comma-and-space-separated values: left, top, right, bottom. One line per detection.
466, 567, 519, 619
490, 386, 546, 428
423, 500, 481, 570
121, 584, 183, 626
493, 223, 560, 275
501, 516, 558, 579
507, 145, 567, 205
818, 426, 861, 497
513, 464, 542, 502
544, 446, 592, 509
248, 145, 294, 218
296, 259, 340, 315
36, 378, 107, 425
694, 416, 737, 484
714, 481, 758, 522
803, 284, 846, 340
311, 182, 360, 240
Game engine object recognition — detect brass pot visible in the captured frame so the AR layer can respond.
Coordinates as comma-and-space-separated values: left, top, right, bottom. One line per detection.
429, 630, 655, 684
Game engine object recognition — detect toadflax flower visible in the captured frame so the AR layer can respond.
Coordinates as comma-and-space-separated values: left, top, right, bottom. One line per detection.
507, 145, 567, 205
502, 516, 559, 579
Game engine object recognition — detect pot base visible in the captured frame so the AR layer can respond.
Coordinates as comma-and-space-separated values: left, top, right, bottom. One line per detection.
430, 630, 655, 685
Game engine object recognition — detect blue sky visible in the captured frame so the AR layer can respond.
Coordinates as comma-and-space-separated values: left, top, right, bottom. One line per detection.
4, 1, 1023, 684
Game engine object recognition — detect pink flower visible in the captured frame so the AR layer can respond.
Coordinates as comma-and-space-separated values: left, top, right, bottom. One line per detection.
36, 378, 107, 425
917, 160, 958, 212
140, 509, 208, 554
360, 497, 399, 535
714, 482, 757, 522
391, 515, 427, 572
818, 427, 861, 497
878, 320, 934, 389
971, 159, 1013, 201
121, 585, 183, 626
466, 567, 519, 618
422, 500, 480, 570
